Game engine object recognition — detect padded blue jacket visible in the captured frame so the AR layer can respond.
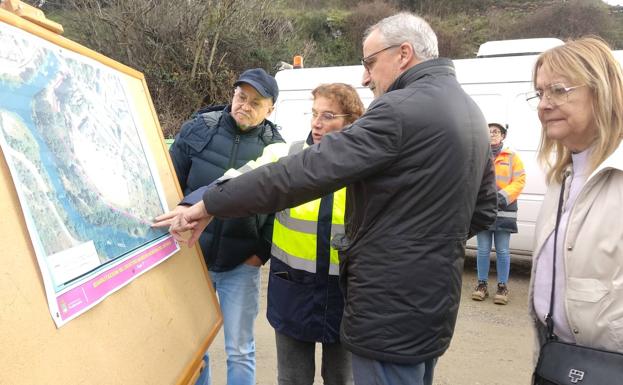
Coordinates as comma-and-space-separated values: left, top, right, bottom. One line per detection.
169, 105, 284, 271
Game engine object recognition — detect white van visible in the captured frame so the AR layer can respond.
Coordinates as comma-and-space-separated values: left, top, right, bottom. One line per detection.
269, 38, 623, 257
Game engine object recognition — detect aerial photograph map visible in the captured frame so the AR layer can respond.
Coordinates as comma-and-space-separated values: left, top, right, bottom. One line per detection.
0, 22, 177, 325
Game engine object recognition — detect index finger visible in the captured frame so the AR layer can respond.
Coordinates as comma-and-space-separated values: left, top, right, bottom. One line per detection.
151, 211, 181, 228
154, 211, 177, 222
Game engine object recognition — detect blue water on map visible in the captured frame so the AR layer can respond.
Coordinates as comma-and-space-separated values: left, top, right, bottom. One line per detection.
0, 52, 167, 290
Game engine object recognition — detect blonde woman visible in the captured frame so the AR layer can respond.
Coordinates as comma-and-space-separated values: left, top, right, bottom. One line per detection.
527, 37, 623, 358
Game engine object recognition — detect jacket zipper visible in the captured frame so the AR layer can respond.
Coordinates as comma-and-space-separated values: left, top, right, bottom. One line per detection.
228, 135, 241, 168
209, 134, 241, 263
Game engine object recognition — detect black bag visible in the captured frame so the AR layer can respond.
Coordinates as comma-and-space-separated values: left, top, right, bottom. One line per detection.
533, 340, 623, 384
532, 181, 623, 385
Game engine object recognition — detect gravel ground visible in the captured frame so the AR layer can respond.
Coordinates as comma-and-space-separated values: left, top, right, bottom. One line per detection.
208, 257, 534, 385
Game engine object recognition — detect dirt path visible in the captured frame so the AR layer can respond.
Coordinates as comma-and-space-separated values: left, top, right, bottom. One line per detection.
208, 259, 534, 385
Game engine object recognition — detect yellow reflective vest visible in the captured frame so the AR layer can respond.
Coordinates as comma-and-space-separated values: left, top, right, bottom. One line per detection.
495, 147, 526, 206
271, 183, 345, 276
219, 140, 345, 275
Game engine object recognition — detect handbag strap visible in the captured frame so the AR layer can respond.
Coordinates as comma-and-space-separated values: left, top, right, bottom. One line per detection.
545, 179, 566, 341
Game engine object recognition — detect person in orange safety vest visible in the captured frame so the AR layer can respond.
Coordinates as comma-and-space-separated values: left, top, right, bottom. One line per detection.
472, 122, 526, 305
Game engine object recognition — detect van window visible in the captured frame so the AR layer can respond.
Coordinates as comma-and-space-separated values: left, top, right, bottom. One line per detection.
272, 98, 313, 143
509, 92, 542, 151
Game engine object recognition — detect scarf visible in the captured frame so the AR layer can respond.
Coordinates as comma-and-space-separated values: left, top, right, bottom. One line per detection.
491, 142, 503, 158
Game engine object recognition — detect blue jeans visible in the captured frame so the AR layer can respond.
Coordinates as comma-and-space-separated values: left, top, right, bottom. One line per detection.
351, 354, 437, 385
195, 263, 261, 385
476, 230, 511, 284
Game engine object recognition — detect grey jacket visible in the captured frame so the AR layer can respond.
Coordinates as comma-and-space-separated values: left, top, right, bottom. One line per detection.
204, 58, 497, 364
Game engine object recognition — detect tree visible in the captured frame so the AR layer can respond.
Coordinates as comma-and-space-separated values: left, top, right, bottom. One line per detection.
508, 0, 613, 42
60, 0, 295, 137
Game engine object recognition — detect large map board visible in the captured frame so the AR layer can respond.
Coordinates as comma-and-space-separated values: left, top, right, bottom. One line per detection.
0, 7, 221, 384
1, 15, 183, 328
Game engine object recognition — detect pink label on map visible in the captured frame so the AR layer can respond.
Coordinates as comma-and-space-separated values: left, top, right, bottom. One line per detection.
56, 236, 178, 321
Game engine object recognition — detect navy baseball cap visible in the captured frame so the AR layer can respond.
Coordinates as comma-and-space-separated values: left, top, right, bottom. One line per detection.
234, 68, 279, 103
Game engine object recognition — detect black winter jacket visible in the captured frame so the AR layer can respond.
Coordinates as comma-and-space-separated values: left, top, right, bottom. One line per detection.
202, 60, 497, 363
169, 105, 284, 271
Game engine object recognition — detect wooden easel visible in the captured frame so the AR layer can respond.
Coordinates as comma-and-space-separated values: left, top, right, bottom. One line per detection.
0, 2, 221, 384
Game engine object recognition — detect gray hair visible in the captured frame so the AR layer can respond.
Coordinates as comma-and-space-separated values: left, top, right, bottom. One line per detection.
364, 12, 438, 61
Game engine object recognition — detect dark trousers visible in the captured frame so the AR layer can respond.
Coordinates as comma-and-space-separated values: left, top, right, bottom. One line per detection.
275, 330, 353, 385
351, 353, 437, 385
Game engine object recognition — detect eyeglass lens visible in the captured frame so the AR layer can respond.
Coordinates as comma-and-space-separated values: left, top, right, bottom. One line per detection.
526, 84, 579, 109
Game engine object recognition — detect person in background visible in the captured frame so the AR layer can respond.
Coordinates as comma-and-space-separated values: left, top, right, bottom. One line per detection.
472, 123, 526, 305
527, 37, 623, 358
168, 68, 284, 385
156, 12, 496, 385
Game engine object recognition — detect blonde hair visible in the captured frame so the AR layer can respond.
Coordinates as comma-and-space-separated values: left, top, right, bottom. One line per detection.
533, 36, 623, 183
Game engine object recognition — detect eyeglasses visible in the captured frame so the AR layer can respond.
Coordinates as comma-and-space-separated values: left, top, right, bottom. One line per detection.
489, 129, 501, 136
526, 83, 585, 109
360, 44, 400, 72
233, 89, 267, 110
306, 111, 350, 123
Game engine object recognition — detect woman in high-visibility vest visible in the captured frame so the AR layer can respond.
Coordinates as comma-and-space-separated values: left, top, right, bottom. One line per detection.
472, 123, 526, 305
269, 84, 363, 385
209, 83, 364, 384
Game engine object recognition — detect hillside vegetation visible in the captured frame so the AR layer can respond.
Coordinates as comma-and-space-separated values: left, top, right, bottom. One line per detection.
28, 0, 623, 136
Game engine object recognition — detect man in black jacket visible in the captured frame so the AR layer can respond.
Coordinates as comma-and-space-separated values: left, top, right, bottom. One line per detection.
168, 68, 283, 385
157, 13, 496, 385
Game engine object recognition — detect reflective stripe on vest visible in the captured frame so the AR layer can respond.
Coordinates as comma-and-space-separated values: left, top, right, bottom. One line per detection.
497, 211, 517, 218
275, 209, 345, 235
495, 152, 514, 185
271, 187, 346, 276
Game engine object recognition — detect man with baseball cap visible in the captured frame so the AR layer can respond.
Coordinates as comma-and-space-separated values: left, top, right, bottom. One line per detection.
168, 68, 283, 385
235, 68, 279, 102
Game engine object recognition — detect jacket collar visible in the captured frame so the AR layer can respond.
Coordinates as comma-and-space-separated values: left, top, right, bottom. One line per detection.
305, 131, 314, 146
386, 58, 455, 93
499, 146, 516, 156
590, 140, 623, 178
217, 105, 275, 137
